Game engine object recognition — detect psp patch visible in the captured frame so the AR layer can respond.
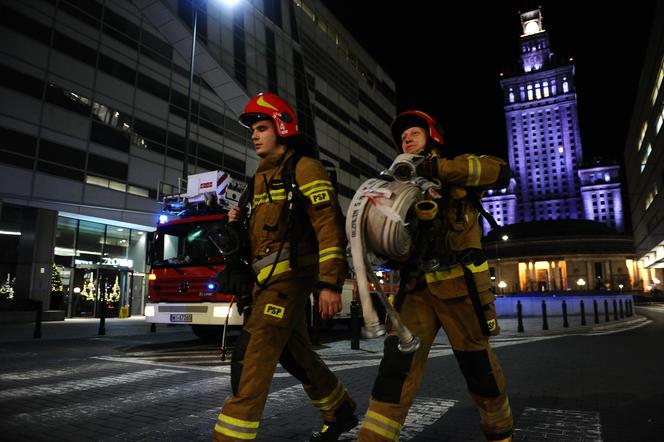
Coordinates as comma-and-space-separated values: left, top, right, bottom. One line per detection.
309, 190, 330, 205
487, 318, 497, 332
264, 303, 285, 319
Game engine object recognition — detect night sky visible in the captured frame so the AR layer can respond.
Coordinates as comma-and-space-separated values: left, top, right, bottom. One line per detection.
324, 1, 658, 164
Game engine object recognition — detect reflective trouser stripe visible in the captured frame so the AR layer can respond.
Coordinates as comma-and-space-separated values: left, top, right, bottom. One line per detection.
318, 246, 345, 264
424, 261, 489, 283
311, 381, 346, 411
466, 155, 482, 186
362, 410, 402, 441
255, 254, 316, 283
215, 414, 259, 440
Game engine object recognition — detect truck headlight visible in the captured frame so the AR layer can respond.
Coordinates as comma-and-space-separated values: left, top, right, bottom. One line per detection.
145, 305, 155, 317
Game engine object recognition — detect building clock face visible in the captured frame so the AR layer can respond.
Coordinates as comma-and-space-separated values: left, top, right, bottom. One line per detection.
524, 20, 541, 35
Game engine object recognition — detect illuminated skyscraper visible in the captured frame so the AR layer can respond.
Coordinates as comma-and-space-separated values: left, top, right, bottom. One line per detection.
483, 9, 624, 233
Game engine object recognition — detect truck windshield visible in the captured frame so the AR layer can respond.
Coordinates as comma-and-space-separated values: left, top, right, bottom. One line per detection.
150, 220, 225, 268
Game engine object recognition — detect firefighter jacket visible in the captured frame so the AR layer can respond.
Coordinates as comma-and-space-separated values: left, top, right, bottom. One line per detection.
414, 153, 511, 299
249, 149, 347, 292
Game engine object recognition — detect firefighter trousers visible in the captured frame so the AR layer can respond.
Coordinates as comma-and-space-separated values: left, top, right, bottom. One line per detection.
358, 286, 513, 441
214, 276, 354, 441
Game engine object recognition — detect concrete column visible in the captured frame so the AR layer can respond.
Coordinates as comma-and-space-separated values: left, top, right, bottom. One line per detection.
14, 208, 58, 309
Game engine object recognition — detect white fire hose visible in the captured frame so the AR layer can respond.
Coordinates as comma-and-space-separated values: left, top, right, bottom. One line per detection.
346, 154, 440, 353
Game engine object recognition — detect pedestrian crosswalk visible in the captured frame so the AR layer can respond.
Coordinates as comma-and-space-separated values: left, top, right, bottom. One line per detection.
90, 334, 556, 375
0, 355, 606, 442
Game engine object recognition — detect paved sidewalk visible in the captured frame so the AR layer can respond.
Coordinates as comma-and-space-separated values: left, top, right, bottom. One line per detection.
0, 316, 192, 343
318, 314, 649, 355
0, 311, 647, 345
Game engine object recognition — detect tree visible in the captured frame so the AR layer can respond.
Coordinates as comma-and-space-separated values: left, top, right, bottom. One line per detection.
51, 264, 64, 294
81, 274, 96, 301
0, 274, 14, 300
105, 275, 121, 303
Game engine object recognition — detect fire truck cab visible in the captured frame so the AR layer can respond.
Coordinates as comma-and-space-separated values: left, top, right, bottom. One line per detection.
144, 170, 246, 339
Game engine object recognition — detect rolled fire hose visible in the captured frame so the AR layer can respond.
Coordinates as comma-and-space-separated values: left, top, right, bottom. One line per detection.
346, 177, 424, 353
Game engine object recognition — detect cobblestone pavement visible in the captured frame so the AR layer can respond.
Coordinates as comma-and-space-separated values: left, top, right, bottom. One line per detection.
0, 307, 661, 441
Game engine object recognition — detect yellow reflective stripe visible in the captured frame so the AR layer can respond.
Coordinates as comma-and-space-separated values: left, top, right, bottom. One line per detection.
300, 179, 334, 195
252, 190, 287, 207
319, 246, 343, 255
311, 381, 344, 410
466, 155, 482, 186
468, 261, 489, 273
319, 246, 345, 263
362, 410, 401, 441
214, 424, 257, 440
255, 254, 317, 283
362, 421, 399, 441
218, 414, 260, 429
214, 414, 259, 440
424, 261, 489, 283
319, 253, 345, 263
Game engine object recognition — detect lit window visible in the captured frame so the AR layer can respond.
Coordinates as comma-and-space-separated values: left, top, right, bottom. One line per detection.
535, 83, 542, 99
641, 144, 652, 173
637, 122, 648, 151
509, 90, 515, 103
527, 84, 533, 101
562, 77, 569, 93
543, 81, 549, 97
651, 55, 664, 105
657, 109, 664, 134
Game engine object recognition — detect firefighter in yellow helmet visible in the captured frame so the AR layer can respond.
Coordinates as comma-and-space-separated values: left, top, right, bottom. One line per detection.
357, 110, 514, 442
213, 93, 358, 442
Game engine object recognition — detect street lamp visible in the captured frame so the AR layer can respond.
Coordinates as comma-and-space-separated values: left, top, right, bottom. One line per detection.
501, 234, 509, 241
182, 0, 240, 183
181, 0, 200, 183
576, 278, 586, 289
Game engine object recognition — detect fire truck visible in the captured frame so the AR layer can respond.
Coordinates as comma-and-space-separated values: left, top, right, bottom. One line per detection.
144, 170, 246, 340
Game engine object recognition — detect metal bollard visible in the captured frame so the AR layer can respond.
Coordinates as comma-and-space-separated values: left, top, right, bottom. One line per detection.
580, 300, 586, 326
562, 300, 569, 328
541, 300, 549, 331
350, 299, 361, 350
98, 301, 106, 336
150, 322, 156, 333
604, 299, 610, 322
628, 299, 633, 316
613, 299, 618, 320
33, 300, 43, 339
517, 300, 524, 333
619, 299, 624, 318
593, 300, 599, 324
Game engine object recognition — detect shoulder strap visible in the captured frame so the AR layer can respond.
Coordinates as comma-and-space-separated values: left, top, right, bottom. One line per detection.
465, 190, 500, 232
281, 152, 302, 190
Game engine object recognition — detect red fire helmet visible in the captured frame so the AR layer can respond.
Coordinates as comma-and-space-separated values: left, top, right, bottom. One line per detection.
239, 93, 299, 137
390, 110, 444, 153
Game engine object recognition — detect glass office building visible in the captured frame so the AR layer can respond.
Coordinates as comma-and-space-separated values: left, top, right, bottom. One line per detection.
0, 0, 396, 314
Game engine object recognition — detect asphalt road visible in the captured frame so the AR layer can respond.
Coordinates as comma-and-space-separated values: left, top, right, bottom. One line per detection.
0, 306, 661, 441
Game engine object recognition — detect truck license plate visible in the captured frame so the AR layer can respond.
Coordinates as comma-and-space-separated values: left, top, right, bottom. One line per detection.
170, 313, 193, 322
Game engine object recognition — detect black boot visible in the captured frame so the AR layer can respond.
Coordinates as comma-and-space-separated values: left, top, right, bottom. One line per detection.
309, 400, 359, 442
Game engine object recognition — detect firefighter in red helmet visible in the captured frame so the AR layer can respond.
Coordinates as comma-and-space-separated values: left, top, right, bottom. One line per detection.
358, 110, 514, 442
213, 93, 357, 442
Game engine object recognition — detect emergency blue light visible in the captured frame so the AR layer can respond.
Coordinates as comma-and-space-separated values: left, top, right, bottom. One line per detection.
207, 283, 216, 290
159, 215, 168, 224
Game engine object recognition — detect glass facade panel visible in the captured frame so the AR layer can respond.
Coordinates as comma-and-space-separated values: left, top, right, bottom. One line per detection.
54, 217, 78, 267
77, 220, 105, 263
